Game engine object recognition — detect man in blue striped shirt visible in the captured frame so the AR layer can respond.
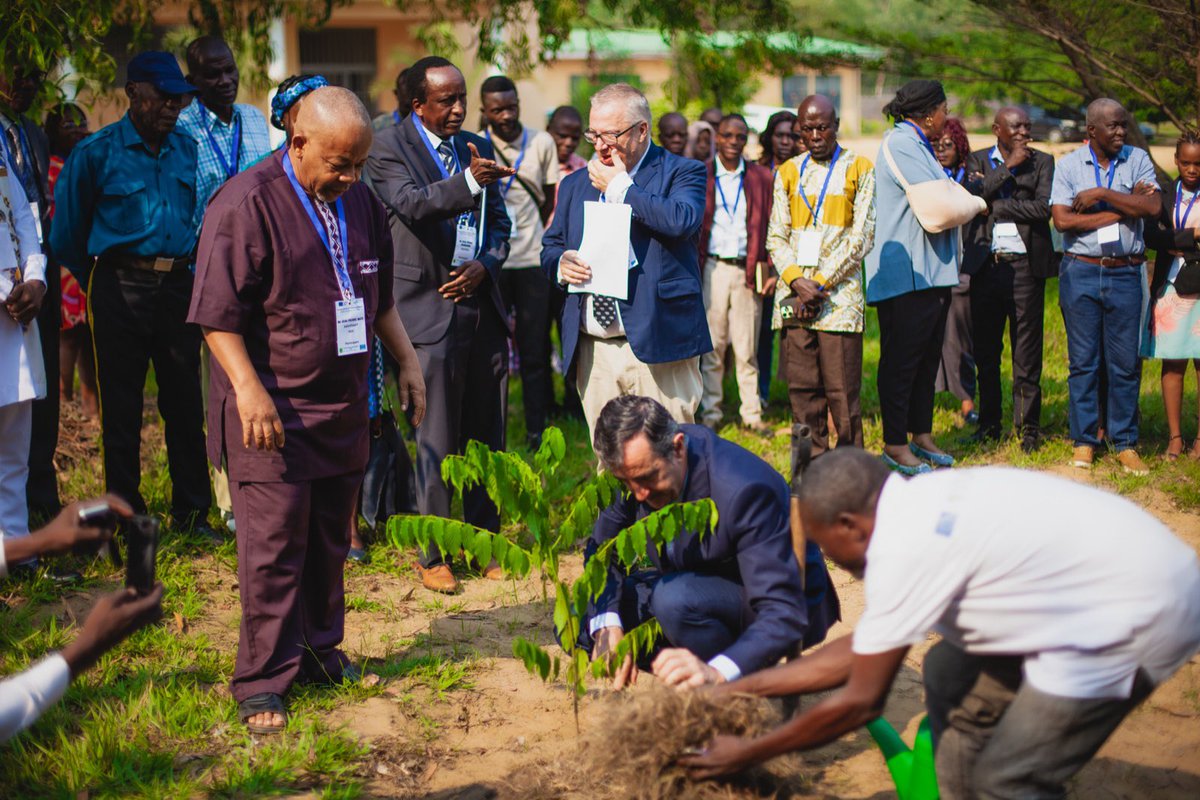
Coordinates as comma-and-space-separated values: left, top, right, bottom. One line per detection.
176, 36, 272, 533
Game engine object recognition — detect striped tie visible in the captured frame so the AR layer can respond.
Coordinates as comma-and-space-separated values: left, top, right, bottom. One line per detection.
437, 140, 456, 175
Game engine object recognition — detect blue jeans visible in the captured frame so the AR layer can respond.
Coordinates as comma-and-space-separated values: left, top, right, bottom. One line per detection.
1057, 256, 1144, 449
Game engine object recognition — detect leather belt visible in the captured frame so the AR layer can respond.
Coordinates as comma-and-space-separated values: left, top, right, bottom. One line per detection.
708, 255, 743, 266
992, 252, 1028, 263
100, 253, 191, 273
1069, 254, 1146, 268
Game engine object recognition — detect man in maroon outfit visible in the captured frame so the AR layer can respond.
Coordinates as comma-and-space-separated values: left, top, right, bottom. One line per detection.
188, 87, 425, 733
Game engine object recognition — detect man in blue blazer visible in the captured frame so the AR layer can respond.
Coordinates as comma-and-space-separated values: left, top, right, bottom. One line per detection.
366, 56, 514, 593
541, 84, 711, 438
580, 395, 839, 689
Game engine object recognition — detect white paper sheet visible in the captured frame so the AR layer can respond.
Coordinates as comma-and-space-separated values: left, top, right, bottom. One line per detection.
569, 201, 632, 301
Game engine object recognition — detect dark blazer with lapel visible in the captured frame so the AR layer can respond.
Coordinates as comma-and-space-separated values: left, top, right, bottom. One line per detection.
585, 425, 834, 675
963, 146, 1057, 279
365, 113, 511, 345
698, 159, 773, 283
1145, 185, 1200, 296
3, 114, 50, 228
541, 144, 712, 373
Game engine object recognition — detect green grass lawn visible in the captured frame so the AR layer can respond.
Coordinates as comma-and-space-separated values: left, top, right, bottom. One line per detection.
1, 280, 1197, 797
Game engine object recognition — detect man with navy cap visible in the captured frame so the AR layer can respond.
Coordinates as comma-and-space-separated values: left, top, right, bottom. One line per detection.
52, 51, 214, 536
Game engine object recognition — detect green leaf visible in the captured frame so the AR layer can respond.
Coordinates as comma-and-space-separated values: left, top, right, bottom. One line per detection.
553, 588, 570, 637
473, 531, 493, 571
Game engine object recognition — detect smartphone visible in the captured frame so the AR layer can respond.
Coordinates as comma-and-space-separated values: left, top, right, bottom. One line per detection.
77, 501, 123, 567
123, 515, 159, 596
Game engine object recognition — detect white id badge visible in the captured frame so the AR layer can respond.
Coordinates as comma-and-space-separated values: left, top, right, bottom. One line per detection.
452, 221, 478, 267
795, 229, 822, 267
29, 202, 42, 243
1097, 223, 1121, 245
993, 222, 1019, 238
335, 298, 368, 357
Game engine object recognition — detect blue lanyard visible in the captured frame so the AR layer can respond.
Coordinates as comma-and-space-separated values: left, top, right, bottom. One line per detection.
2, 120, 36, 189
392, 110, 401, 125
282, 151, 353, 298
1090, 147, 1117, 190
944, 166, 964, 183
1177, 181, 1199, 230
900, 121, 935, 157
198, 101, 242, 180
486, 128, 527, 197
713, 159, 745, 220
413, 116, 462, 180
797, 145, 842, 228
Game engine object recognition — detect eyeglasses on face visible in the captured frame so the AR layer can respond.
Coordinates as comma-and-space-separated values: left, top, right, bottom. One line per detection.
583, 122, 640, 146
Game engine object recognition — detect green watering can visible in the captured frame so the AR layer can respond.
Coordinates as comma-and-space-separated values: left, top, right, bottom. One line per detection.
865, 716, 940, 800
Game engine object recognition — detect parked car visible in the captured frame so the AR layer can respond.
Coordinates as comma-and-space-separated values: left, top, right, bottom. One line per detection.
1023, 105, 1085, 143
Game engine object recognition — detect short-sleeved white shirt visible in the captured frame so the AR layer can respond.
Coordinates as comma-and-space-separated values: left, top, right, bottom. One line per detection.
853, 469, 1200, 699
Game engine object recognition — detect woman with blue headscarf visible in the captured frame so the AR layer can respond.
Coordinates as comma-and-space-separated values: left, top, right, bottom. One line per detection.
270, 74, 328, 145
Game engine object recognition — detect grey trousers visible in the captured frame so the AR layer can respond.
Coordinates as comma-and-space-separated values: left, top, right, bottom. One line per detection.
923, 640, 1154, 800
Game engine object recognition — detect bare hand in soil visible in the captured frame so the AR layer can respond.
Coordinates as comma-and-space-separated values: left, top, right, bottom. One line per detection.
679, 733, 753, 780
593, 626, 637, 690
652, 648, 725, 689
236, 380, 284, 450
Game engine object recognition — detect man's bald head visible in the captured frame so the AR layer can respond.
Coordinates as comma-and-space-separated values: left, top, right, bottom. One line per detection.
291, 86, 373, 203
1085, 98, 1129, 157
796, 94, 839, 160
992, 106, 1031, 155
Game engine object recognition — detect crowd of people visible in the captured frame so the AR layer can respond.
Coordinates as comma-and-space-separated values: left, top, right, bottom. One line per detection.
2, 36, 1200, 798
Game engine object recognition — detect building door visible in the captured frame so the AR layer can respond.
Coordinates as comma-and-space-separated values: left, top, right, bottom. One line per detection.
298, 27, 377, 110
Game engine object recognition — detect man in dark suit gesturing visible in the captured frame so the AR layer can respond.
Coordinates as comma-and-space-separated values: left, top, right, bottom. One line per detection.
963, 107, 1056, 453
366, 56, 514, 594
579, 395, 838, 689
542, 83, 711, 438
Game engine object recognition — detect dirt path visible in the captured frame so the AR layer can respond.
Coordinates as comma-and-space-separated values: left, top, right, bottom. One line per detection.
271, 473, 1200, 799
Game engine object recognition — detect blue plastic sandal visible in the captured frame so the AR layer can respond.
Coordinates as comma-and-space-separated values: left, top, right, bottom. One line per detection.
910, 442, 955, 468
881, 452, 933, 476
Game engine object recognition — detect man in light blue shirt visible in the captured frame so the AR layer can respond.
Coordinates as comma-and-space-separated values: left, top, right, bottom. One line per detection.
176, 36, 272, 534
1050, 98, 1160, 475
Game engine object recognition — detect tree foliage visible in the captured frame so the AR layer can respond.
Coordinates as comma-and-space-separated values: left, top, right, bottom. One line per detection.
385, 428, 718, 724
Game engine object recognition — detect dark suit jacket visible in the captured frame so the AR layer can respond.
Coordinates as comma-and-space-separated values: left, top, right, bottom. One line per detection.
699, 159, 773, 284
963, 145, 1057, 279
3, 113, 50, 228
365, 113, 511, 345
1145, 185, 1200, 296
586, 425, 834, 675
541, 144, 711, 372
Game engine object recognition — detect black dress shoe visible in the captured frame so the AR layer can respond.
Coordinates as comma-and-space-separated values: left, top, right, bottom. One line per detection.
969, 426, 1002, 444
190, 523, 225, 544
1020, 430, 1042, 453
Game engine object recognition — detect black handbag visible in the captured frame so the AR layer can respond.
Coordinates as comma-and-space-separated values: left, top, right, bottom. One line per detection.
359, 411, 418, 529
1172, 257, 1200, 295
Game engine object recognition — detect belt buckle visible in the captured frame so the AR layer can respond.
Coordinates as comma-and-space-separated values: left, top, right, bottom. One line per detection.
1099, 256, 1120, 268
152, 257, 174, 273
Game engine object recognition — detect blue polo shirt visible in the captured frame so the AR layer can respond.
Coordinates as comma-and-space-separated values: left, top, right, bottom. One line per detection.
50, 114, 198, 282
1049, 143, 1159, 258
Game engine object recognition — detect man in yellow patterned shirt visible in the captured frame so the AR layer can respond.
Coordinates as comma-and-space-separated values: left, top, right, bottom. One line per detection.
768, 95, 875, 456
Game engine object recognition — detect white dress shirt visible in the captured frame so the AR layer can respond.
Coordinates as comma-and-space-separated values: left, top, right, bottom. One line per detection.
416, 118, 482, 196
574, 146, 651, 338
0, 654, 70, 743
0, 158, 47, 408
708, 157, 748, 259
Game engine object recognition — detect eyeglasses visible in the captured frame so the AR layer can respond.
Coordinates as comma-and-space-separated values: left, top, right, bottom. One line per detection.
933, 140, 956, 152
583, 122, 640, 146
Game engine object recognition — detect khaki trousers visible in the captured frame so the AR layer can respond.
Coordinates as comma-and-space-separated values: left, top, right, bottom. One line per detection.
699, 258, 763, 426
577, 335, 702, 440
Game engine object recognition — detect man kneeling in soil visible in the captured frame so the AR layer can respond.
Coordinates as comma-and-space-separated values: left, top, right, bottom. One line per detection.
579, 395, 839, 689
681, 449, 1200, 799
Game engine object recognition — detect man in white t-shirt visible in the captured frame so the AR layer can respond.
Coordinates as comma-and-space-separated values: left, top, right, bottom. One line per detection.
680, 448, 1200, 799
